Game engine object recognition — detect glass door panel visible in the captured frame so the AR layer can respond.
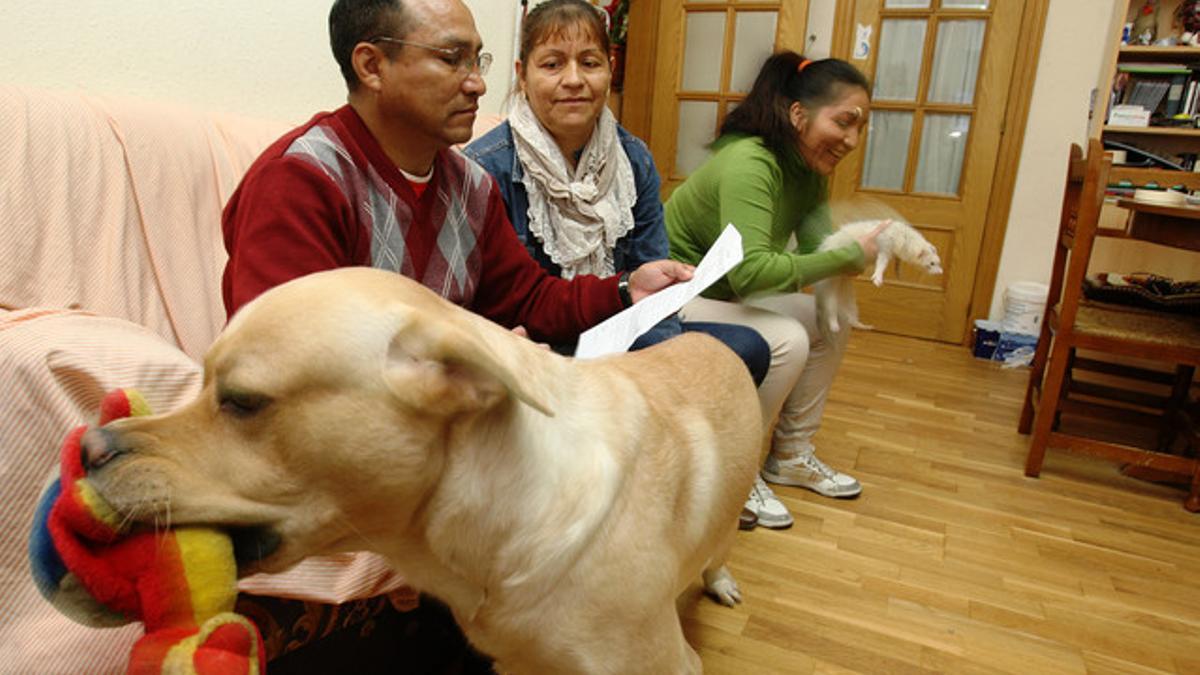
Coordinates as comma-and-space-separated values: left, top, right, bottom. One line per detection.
928, 20, 985, 105
676, 101, 720, 175
681, 12, 726, 91
862, 111, 914, 190
942, 0, 989, 9
873, 19, 927, 102
913, 114, 970, 195
730, 12, 779, 92
652, 1, 803, 192
884, 0, 931, 7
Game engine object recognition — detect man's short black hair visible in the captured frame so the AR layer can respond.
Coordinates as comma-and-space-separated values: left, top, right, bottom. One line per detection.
329, 0, 413, 89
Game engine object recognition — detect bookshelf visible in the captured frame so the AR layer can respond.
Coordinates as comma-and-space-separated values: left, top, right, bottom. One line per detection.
1090, 0, 1200, 294
1097, 0, 1200, 189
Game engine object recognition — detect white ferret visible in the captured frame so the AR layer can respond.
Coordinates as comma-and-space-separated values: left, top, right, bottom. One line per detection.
814, 219, 943, 338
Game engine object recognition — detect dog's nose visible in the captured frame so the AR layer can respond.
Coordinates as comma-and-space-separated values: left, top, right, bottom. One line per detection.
81, 427, 121, 471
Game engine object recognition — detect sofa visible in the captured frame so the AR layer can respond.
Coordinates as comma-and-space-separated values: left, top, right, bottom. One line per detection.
0, 85, 508, 672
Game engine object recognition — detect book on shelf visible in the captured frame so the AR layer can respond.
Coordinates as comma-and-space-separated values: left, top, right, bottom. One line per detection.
1127, 79, 1171, 112
1116, 62, 1191, 75
1109, 61, 1200, 124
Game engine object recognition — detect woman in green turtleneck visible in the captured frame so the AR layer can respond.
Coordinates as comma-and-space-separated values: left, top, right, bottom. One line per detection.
665, 51, 888, 529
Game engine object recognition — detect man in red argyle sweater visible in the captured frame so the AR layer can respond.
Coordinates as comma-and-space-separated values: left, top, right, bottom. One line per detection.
222, 0, 692, 341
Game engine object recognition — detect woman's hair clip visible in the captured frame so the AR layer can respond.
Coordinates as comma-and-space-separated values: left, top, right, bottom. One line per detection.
797, 58, 813, 73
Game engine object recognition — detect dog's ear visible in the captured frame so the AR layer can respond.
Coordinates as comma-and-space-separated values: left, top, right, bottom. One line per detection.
384, 317, 555, 417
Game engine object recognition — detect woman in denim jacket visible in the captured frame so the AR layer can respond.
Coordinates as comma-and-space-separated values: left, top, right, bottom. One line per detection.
466, 0, 773, 529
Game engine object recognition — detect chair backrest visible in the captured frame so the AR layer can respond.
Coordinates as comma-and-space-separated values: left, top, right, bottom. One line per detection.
1048, 139, 1112, 336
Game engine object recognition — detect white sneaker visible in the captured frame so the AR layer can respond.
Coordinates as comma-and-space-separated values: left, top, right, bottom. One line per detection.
762, 453, 862, 498
744, 476, 794, 529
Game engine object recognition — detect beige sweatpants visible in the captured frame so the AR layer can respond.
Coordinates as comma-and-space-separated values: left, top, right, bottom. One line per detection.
680, 292, 850, 460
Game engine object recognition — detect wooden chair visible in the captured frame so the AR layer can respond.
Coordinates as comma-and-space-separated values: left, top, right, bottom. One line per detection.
1018, 139, 1200, 512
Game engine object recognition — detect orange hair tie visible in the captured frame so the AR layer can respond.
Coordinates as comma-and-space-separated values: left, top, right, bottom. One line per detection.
797, 59, 812, 72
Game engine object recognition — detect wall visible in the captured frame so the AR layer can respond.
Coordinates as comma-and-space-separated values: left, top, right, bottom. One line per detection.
987, 0, 1122, 319
0, 1, 521, 125
0, 0, 1127, 321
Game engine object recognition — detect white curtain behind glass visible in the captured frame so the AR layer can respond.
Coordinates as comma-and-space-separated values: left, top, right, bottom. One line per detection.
873, 19, 925, 102
863, 111, 914, 190
928, 20, 984, 104
915, 114, 970, 194
863, 18, 926, 189
914, 20, 983, 194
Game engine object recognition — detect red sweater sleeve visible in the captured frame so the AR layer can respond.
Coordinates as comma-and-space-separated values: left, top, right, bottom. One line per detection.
221, 157, 364, 317
470, 185, 623, 342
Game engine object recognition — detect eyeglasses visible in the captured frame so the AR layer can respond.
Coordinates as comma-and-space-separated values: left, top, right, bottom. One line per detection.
368, 36, 493, 77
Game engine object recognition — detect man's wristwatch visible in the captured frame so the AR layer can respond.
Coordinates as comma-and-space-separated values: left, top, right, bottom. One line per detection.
617, 271, 633, 308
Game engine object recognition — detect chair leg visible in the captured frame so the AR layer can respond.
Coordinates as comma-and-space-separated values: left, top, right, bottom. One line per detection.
1183, 397, 1199, 512
1055, 349, 1080, 432
1026, 339, 1071, 477
1157, 365, 1194, 453
1018, 323, 1053, 435
1186, 465, 1200, 513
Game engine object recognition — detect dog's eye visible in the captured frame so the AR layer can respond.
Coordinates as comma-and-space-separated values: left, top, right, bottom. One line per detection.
219, 392, 270, 417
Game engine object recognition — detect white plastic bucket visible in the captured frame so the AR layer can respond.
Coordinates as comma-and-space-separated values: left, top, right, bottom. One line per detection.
1002, 281, 1049, 335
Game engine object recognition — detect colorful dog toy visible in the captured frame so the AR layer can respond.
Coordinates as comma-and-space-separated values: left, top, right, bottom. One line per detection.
29, 389, 265, 674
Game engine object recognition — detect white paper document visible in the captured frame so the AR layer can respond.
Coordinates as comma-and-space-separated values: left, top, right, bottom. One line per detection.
574, 224, 744, 360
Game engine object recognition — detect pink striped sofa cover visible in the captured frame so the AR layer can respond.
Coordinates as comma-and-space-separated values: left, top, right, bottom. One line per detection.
0, 86, 429, 672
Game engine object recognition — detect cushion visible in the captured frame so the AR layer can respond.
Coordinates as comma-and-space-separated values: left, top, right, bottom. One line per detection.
0, 308, 202, 672
1083, 272, 1200, 315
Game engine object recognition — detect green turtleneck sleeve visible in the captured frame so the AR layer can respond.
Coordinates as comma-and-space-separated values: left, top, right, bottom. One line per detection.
665, 135, 864, 300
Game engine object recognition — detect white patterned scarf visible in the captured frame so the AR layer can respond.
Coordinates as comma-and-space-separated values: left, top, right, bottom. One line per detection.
509, 95, 636, 279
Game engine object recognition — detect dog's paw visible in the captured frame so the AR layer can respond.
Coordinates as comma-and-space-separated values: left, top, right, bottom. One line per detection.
709, 577, 742, 607
703, 566, 743, 607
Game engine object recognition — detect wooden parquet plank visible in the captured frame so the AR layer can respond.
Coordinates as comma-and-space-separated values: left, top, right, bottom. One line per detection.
1008, 526, 1182, 576
1036, 605, 1189, 671
1104, 575, 1200, 615
1173, 652, 1200, 674
1082, 650, 1179, 675
742, 606, 937, 675
886, 599, 1087, 674
684, 331, 1200, 674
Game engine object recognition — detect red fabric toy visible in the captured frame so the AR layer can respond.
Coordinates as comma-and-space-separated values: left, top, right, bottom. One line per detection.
30, 390, 265, 675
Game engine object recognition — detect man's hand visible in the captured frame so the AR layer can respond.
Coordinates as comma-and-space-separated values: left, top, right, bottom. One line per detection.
511, 325, 550, 350
854, 219, 892, 261
628, 260, 695, 304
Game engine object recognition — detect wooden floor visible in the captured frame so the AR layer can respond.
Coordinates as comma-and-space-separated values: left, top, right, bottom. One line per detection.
679, 331, 1200, 675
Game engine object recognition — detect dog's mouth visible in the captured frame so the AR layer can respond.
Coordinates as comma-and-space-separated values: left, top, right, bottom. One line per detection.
227, 525, 283, 569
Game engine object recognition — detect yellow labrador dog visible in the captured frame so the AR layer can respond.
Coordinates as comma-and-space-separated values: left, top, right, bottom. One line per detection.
81, 267, 762, 674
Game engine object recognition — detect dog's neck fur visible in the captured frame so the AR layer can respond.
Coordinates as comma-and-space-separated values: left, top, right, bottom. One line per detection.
380, 365, 638, 629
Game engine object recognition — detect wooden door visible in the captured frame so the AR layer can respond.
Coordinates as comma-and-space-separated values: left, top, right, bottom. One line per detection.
830, 0, 1026, 342
647, 0, 811, 195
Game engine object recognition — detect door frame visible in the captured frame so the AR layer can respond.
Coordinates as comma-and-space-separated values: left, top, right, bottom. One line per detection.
831, 0, 1050, 343
621, 0, 661, 142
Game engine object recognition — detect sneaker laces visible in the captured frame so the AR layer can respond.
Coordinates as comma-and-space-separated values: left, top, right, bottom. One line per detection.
749, 476, 777, 507
798, 453, 838, 480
